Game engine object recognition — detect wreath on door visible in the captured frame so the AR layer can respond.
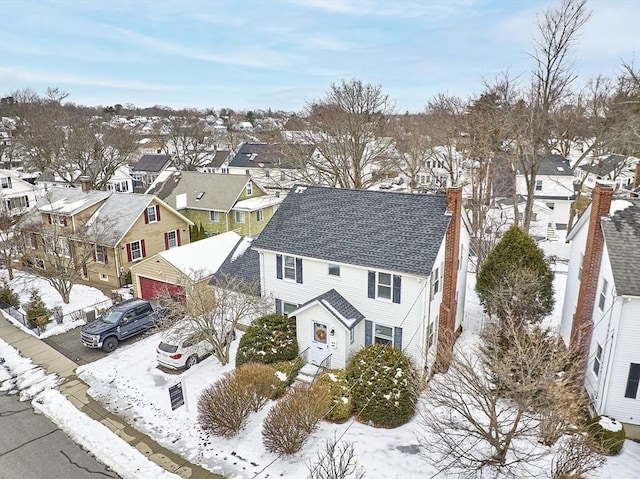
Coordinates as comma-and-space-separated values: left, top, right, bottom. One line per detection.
315, 327, 327, 342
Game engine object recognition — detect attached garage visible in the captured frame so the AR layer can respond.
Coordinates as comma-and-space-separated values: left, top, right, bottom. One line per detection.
138, 276, 184, 300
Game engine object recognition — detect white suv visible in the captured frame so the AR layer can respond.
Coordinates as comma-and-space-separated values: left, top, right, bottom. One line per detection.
156, 325, 213, 370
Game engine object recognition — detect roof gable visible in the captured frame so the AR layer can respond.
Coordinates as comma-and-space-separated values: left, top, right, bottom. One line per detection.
293, 289, 365, 329
132, 154, 172, 173
252, 185, 451, 277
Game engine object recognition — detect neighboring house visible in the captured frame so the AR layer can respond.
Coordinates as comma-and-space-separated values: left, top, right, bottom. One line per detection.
137, 138, 165, 156
232, 121, 254, 131
0, 169, 38, 216
414, 146, 463, 192
146, 171, 282, 237
200, 150, 232, 174
130, 231, 243, 300
130, 154, 173, 189
574, 154, 639, 192
252, 185, 471, 373
105, 165, 134, 193
18, 179, 193, 289
227, 142, 313, 194
560, 184, 640, 439
487, 195, 559, 241
516, 154, 575, 228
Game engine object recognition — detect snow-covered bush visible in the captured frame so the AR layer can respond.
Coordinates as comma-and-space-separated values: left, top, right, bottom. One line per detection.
316, 369, 352, 423
346, 344, 418, 428
271, 356, 303, 387
262, 382, 331, 455
588, 415, 625, 455
235, 314, 298, 366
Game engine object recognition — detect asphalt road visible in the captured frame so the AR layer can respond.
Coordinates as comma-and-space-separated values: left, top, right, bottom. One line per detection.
0, 391, 119, 479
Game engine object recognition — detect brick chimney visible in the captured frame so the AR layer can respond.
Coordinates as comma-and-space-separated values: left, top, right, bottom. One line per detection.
569, 183, 613, 370
435, 186, 463, 372
634, 162, 640, 189
79, 176, 92, 193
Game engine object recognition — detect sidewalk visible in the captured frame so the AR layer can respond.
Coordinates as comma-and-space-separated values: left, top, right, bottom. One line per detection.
0, 314, 223, 479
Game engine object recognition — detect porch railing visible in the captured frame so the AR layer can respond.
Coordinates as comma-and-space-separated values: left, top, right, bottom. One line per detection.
318, 353, 332, 372
298, 347, 309, 365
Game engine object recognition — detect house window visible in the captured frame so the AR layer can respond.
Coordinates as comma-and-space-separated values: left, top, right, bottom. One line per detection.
431, 266, 441, 297
625, 363, 640, 399
235, 211, 245, 223
245, 169, 250, 176
246, 183, 253, 196
95, 245, 107, 263
210, 211, 219, 222
1, 177, 12, 189
128, 240, 144, 261
593, 343, 603, 377
34, 258, 45, 270
50, 215, 67, 227
535, 179, 543, 191
427, 318, 436, 348
284, 255, 296, 280
598, 278, 608, 310
264, 169, 270, 178
350, 328, 354, 344
100, 273, 109, 282
7, 196, 29, 210
546, 202, 555, 210
328, 263, 340, 277
283, 302, 297, 315
221, 167, 229, 174
166, 230, 178, 249
374, 324, 393, 345
256, 209, 264, 222
46, 237, 70, 257
377, 273, 392, 300
578, 253, 584, 280
145, 205, 158, 223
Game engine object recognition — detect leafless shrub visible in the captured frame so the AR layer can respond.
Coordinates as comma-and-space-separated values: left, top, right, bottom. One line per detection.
551, 434, 605, 479
197, 374, 253, 438
307, 435, 366, 479
235, 362, 283, 411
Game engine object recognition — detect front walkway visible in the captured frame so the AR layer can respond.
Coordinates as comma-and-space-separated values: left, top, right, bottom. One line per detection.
0, 313, 223, 479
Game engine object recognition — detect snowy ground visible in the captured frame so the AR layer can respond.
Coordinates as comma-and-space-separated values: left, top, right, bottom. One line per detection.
1, 266, 639, 479
0, 270, 111, 338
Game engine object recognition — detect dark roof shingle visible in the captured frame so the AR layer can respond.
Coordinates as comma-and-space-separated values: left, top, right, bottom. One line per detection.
602, 199, 640, 296
252, 185, 451, 277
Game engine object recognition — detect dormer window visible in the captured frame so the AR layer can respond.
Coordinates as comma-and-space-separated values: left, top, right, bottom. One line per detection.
48, 214, 67, 227
144, 205, 160, 224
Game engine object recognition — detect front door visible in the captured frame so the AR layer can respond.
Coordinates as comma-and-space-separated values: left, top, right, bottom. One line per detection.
310, 322, 329, 365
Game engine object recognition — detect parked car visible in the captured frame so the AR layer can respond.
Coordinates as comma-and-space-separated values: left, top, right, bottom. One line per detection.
156, 323, 236, 370
81, 298, 158, 352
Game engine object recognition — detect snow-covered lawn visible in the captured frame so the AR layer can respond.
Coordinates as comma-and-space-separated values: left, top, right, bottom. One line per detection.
0, 270, 111, 338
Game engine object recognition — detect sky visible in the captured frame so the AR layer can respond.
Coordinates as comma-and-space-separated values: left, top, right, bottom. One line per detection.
0, 0, 638, 113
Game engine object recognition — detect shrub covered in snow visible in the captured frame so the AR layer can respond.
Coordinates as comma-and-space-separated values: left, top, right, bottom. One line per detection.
346, 344, 418, 428
316, 369, 352, 423
235, 314, 298, 366
588, 415, 625, 455
262, 382, 331, 455
271, 356, 304, 387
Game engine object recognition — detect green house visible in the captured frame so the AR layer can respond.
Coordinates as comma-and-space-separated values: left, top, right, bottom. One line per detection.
147, 171, 283, 238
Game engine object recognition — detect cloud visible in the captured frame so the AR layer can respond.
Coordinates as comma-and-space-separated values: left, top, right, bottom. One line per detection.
0, 67, 181, 91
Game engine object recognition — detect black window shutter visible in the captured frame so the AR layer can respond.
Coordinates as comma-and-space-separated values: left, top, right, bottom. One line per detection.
625, 363, 640, 399
276, 255, 283, 279
393, 275, 401, 304
367, 271, 375, 298
275, 299, 282, 314
295, 258, 303, 284
393, 327, 402, 350
365, 320, 372, 346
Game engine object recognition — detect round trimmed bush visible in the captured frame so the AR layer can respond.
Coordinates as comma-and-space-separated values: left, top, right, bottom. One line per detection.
316, 369, 352, 423
271, 357, 304, 388
235, 314, 298, 367
588, 415, 625, 455
346, 344, 418, 428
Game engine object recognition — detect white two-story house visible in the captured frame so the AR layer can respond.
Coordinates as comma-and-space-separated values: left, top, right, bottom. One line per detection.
560, 184, 640, 438
516, 154, 575, 229
0, 169, 38, 216
252, 185, 470, 373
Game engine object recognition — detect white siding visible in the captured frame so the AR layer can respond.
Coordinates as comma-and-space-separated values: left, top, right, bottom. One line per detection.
560, 213, 590, 345
258, 250, 441, 371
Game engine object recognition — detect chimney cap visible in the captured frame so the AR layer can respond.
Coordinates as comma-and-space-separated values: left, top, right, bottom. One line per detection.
79, 176, 92, 193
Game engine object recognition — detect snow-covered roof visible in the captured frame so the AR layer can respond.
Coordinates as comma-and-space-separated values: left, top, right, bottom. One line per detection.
233, 195, 283, 211
159, 231, 242, 280
36, 189, 111, 215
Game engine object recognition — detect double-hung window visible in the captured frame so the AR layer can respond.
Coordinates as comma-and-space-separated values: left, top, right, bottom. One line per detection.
625, 363, 640, 399
593, 343, 603, 377
256, 209, 264, 222
246, 182, 253, 196
127, 240, 145, 261
377, 273, 392, 300
210, 211, 219, 222
598, 278, 608, 311
165, 230, 178, 249
374, 324, 393, 345
284, 256, 296, 280
144, 205, 160, 224
95, 245, 107, 263
535, 179, 543, 191
368, 271, 401, 303
276, 254, 303, 284
235, 211, 245, 223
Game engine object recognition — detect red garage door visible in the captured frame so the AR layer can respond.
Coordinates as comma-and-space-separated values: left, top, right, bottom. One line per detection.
139, 277, 184, 301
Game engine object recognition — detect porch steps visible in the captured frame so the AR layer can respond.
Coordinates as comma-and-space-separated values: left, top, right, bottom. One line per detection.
295, 363, 321, 383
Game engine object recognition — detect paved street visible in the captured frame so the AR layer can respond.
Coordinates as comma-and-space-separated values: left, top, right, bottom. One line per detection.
0, 391, 119, 479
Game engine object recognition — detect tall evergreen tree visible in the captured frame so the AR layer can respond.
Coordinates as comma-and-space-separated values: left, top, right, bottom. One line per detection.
476, 225, 554, 326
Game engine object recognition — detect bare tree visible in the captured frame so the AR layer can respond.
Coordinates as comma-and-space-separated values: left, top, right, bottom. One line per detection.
307, 435, 366, 479
159, 115, 217, 170
155, 271, 271, 365
293, 79, 396, 189
389, 114, 431, 192
0, 201, 21, 280
511, 0, 591, 231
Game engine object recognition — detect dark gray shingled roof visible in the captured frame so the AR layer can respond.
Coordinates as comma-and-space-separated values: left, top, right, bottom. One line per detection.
209, 237, 261, 296
602, 199, 640, 296
252, 185, 451, 277
131, 154, 172, 173
228, 142, 313, 169
537, 154, 573, 176
295, 289, 365, 329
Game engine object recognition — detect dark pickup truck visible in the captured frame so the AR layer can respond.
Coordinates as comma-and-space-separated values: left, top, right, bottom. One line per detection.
80, 298, 158, 352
